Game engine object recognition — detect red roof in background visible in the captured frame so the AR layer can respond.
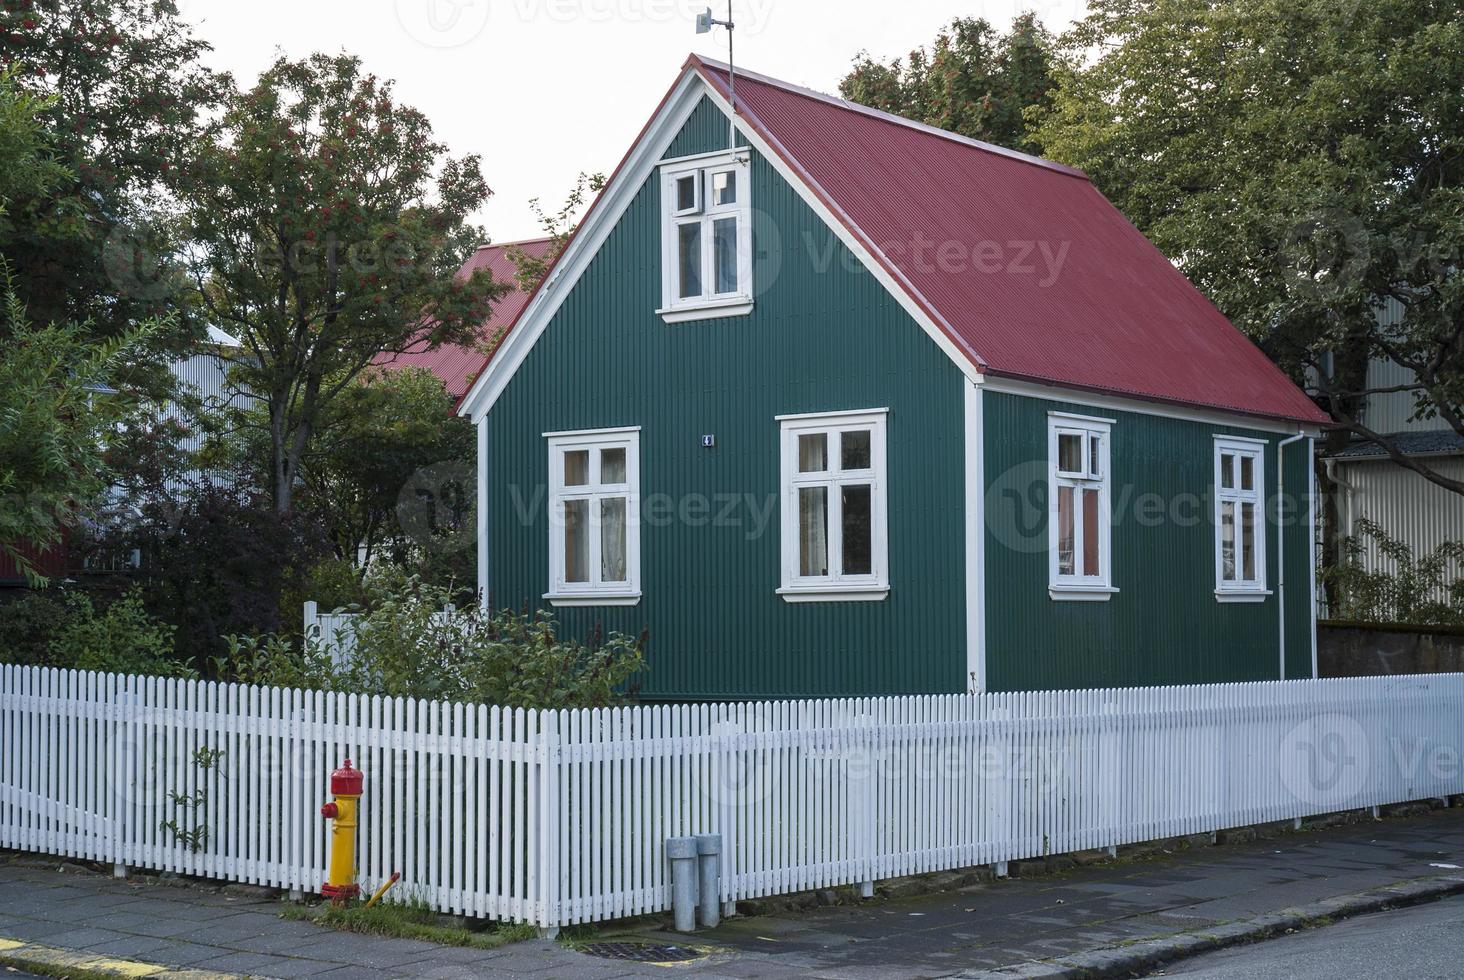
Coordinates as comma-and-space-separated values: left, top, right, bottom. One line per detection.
691, 58, 1327, 425
373, 237, 554, 400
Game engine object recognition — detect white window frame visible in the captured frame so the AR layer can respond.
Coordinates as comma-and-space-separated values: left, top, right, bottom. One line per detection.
1048, 412, 1117, 601
657, 149, 753, 323
1213, 435, 1270, 602
777, 408, 889, 602
544, 426, 641, 606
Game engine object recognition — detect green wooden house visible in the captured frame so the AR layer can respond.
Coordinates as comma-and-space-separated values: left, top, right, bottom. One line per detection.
456, 56, 1328, 699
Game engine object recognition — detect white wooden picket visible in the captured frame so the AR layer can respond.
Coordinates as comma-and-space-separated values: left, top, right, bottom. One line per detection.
3, 665, 1462, 929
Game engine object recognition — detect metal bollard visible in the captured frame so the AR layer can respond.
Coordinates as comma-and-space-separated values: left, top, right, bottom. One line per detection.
695, 834, 722, 928
667, 836, 699, 932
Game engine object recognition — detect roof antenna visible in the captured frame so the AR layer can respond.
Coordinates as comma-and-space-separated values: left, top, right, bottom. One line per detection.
696, 3, 736, 152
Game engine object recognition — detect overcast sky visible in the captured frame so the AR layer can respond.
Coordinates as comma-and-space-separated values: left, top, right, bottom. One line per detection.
180, 0, 1087, 242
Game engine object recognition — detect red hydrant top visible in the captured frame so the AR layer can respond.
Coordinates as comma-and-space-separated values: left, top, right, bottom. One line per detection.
330, 758, 363, 796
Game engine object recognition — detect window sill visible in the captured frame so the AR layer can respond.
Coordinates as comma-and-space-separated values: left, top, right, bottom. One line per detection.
657, 297, 753, 324
544, 592, 642, 607
1049, 584, 1119, 602
1215, 589, 1271, 603
777, 585, 889, 604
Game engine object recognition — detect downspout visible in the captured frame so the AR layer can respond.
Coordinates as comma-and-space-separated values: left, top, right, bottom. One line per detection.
1276, 431, 1307, 679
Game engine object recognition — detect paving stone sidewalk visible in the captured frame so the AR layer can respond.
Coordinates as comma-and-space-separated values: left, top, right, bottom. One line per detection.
4, 808, 1464, 979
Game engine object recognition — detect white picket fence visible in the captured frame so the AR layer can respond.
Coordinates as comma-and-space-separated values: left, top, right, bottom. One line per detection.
3, 665, 1462, 930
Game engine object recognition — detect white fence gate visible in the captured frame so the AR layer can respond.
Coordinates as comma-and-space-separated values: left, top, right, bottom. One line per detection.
3, 665, 1462, 930
302, 601, 459, 668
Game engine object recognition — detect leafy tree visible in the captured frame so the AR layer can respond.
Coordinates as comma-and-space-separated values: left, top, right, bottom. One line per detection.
298, 365, 475, 570
503, 170, 604, 291
1035, 0, 1464, 501
840, 13, 1057, 155
182, 53, 504, 514
0, 68, 159, 582
0, 0, 226, 339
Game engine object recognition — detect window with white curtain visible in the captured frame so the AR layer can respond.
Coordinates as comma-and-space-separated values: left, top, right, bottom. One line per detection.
545, 427, 640, 606
1214, 436, 1267, 599
658, 151, 752, 322
777, 409, 888, 602
1048, 412, 1116, 600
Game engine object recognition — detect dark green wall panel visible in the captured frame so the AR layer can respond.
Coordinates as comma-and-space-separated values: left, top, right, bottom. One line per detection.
982, 391, 1316, 690
486, 96, 969, 700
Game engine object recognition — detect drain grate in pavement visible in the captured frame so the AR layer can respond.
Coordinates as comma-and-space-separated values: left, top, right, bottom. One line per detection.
579, 941, 705, 963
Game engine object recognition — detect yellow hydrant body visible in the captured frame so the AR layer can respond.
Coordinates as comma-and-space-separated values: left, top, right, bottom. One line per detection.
320, 759, 363, 902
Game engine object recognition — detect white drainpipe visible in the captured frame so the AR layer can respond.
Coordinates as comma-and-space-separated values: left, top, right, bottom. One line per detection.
1277, 431, 1307, 679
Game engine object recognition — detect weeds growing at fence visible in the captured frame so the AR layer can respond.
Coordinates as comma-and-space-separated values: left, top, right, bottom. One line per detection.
281, 892, 538, 948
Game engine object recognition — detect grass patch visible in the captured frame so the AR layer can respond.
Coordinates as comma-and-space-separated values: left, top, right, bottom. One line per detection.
280, 894, 537, 950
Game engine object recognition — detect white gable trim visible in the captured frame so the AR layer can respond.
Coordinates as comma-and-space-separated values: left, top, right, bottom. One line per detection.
457, 69, 707, 420
457, 68, 983, 421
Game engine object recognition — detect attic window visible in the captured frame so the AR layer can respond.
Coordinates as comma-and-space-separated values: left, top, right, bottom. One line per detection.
658, 151, 752, 323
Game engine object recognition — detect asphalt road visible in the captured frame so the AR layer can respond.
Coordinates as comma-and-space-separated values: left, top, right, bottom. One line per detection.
1152, 894, 1464, 979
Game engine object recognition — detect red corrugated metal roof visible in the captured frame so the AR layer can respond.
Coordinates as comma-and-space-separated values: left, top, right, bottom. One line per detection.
374, 237, 554, 400
693, 57, 1327, 425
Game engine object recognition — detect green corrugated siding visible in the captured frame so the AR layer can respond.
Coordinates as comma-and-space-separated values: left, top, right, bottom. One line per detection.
982, 391, 1316, 690
486, 96, 969, 700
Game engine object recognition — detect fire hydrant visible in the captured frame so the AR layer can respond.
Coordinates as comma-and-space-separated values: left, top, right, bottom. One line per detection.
320, 759, 363, 903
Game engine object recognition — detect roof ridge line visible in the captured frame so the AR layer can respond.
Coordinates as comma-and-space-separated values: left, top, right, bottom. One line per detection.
476, 235, 557, 251
689, 53, 1088, 181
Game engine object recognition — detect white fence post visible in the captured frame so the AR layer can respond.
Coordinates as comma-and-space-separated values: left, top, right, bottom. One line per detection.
537, 710, 561, 937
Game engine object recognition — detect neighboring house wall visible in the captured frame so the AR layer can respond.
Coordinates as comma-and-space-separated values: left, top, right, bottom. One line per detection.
1332, 455, 1464, 576
486, 99, 969, 699
163, 338, 256, 493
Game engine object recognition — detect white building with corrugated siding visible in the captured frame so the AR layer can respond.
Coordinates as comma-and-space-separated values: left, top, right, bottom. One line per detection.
1322, 300, 1464, 604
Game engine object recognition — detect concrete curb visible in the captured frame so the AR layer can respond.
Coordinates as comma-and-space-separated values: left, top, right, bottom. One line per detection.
954, 874, 1464, 979
0, 936, 248, 980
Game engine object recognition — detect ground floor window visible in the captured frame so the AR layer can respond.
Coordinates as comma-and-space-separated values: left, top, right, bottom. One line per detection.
777, 408, 889, 602
1214, 435, 1267, 599
545, 426, 641, 606
1048, 412, 1116, 600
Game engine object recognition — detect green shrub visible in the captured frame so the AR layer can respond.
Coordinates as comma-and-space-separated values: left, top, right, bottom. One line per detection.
227, 571, 646, 708
48, 591, 195, 677
0, 590, 72, 667
1324, 518, 1464, 626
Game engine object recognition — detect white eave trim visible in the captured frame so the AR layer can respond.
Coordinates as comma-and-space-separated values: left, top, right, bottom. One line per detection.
986, 376, 1324, 436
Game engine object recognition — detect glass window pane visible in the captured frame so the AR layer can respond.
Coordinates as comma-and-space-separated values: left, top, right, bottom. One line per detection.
798, 433, 827, 472
1240, 501, 1256, 581
1088, 434, 1101, 479
1082, 487, 1100, 577
1058, 433, 1082, 474
1220, 453, 1235, 489
676, 174, 697, 212
1057, 485, 1075, 576
564, 499, 588, 583
1220, 499, 1236, 581
677, 222, 701, 298
600, 447, 626, 485
1240, 454, 1255, 491
711, 169, 736, 206
713, 217, 738, 293
799, 486, 828, 577
563, 450, 588, 487
601, 497, 627, 582
842, 484, 872, 575
840, 429, 871, 470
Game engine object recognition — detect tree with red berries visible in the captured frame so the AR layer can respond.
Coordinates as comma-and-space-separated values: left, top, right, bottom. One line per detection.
183, 53, 503, 515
